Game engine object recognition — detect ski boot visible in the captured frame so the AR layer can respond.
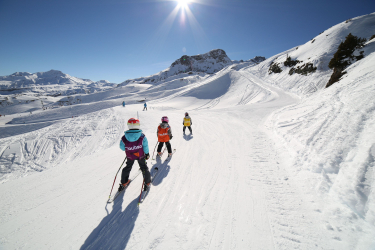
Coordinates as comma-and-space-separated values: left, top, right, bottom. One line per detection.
144, 182, 151, 192
118, 180, 130, 192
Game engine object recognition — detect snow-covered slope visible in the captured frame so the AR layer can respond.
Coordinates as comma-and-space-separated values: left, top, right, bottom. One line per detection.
248, 12, 375, 97
0, 13, 375, 250
266, 47, 375, 249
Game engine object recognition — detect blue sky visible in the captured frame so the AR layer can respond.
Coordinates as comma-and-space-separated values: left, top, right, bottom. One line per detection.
1, 0, 374, 83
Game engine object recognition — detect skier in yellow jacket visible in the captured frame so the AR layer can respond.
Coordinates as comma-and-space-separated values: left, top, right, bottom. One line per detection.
183, 112, 192, 135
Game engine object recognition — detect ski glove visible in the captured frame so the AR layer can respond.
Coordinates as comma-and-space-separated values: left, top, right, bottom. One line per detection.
170, 135, 173, 140
145, 153, 150, 160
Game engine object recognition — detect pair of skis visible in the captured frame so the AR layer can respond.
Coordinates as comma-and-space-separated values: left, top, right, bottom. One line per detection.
107, 149, 176, 204
107, 169, 142, 203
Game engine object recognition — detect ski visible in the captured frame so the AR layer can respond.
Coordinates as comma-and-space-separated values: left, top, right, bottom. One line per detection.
108, 182, 131, 203
138, 181, 151, 205
152, 147, 166, 160
164, 149, 176, 162
138, 149, 176, 205
138, 187, 150, 204
107, 170, 142, 203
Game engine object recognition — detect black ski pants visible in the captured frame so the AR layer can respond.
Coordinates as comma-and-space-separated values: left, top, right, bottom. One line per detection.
183, 126, 192, 134
157, 141, 172, 154
121, 157, 151, 184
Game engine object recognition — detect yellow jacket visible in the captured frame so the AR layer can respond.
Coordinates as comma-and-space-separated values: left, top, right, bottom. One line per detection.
183, 116, 192, 126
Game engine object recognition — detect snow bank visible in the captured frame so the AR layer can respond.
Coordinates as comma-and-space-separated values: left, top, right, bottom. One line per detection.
248, 12, 375, 97
268, 47, 375, 249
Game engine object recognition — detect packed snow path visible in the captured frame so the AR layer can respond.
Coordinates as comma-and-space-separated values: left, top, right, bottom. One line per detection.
0, 72, 351, 249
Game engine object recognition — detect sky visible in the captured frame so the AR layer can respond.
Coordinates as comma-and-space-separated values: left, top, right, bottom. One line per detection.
0, 0, 374, 83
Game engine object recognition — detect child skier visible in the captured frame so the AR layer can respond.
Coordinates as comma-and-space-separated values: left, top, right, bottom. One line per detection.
183, 112, 193, 135
118, 118, 151, 192
157, 116, 173, 157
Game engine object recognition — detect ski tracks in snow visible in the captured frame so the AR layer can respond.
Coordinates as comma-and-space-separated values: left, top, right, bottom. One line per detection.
80, 76, 333, 249
0, 71, 334, 249
120, 102, 332, 249
0, 108, 126, 183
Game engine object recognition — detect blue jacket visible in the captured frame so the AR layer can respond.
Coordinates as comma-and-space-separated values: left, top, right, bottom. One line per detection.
120, 129, 149, 154
144, 103, 147, 107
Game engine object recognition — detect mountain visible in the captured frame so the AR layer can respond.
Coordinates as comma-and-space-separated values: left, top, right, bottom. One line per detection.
0, 70, 116, 96
248, 13, 375, 97
119, 49, 264, 86
232, 56, 266, 64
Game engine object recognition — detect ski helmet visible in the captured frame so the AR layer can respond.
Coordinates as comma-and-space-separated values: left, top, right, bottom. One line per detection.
161, 116, 169, 123
127, 118, 140, 129
185, 112, 189, 116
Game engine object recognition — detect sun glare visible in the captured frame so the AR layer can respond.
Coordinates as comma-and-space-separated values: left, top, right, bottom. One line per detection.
177, 0, 190, 8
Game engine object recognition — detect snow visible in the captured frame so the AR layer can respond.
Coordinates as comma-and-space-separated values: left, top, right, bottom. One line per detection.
1, 12, 375, 250
248, 12, 375, 98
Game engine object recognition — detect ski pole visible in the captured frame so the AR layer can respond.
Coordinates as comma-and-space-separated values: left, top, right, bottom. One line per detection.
138, 179, 145, 206
151, 141, 158, 160
108, 156, 127, 201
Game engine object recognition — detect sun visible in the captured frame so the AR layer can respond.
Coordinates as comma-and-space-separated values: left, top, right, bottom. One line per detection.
177, 0, 191, 8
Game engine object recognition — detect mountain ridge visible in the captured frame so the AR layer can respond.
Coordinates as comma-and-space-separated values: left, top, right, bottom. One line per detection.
119, 49, 265, 86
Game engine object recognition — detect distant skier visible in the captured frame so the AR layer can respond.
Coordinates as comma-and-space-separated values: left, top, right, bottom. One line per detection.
157, 116, 173, 157
122, 101, 125, 107
183, 112, 193, 135
118, 118, 151, 192
143, 102, 147, 111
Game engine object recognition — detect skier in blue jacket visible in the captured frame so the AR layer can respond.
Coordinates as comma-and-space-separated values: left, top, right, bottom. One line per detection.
119, 118, 151, 192
143, 102, 147, 111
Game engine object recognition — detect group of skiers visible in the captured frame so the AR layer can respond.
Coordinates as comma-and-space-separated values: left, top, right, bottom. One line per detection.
121, 101, 147, 111
118, 112, 192, 192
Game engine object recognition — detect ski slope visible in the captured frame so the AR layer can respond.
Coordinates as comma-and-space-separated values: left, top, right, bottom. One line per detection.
1, 64, 374, 249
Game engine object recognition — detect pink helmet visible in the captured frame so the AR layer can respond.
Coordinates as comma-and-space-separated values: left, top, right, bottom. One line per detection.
161, 116, 169, 123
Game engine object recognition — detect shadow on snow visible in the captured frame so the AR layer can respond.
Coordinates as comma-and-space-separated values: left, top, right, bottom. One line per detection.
183, 133, 193, 141
150, 157, 171, 186
80, 192, 140, 250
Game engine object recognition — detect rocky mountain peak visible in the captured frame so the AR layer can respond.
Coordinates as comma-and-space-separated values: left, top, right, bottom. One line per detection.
169, 49, 232, 74
120, 49, 266, 86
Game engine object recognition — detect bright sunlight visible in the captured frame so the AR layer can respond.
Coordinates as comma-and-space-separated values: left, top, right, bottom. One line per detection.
177, 0, 191, 8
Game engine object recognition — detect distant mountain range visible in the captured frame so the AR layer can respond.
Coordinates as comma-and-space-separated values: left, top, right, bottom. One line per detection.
0, 51, 266, 96
0, 70, 116, 96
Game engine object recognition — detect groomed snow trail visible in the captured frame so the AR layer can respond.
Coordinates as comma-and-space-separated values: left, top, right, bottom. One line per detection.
1, 73, 334, 249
